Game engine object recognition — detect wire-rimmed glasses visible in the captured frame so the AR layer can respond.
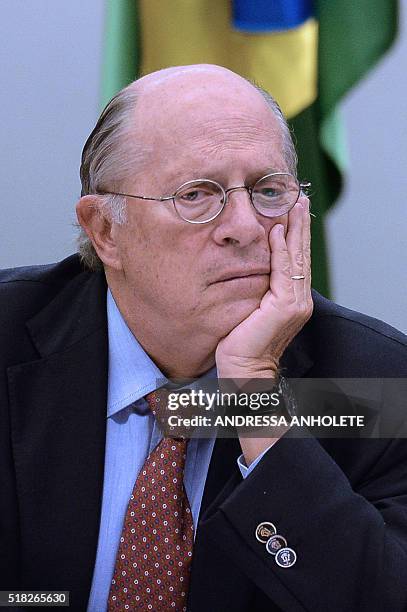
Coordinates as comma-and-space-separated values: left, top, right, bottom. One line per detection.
97, 173, 311, 224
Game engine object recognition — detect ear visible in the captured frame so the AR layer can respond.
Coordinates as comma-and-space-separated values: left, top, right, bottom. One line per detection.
76, 195, 123, 270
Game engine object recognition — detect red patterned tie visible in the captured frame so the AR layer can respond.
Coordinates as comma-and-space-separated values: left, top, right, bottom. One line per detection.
108, 389, 194, 611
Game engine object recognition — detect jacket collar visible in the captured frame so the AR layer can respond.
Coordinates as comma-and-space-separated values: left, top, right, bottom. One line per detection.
26, 267, 107, 357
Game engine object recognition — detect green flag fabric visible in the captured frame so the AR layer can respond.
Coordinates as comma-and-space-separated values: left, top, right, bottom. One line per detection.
101, 0, 140, 107
290, 0, 398, 294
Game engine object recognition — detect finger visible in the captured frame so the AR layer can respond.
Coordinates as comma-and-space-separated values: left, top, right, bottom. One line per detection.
300, 196, 312, 304
286, 201, 305, 303
269, 223, 295, 300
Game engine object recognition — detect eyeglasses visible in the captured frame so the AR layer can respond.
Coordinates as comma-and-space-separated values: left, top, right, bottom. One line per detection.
97, 173, 311, 224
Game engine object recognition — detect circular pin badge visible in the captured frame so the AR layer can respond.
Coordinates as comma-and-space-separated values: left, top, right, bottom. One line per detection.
266, 534, 287, 556
275, 547, 297, 568
255, 522, 277, 544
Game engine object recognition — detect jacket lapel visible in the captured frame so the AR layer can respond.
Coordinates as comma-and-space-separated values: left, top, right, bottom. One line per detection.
7, 270, 108, 610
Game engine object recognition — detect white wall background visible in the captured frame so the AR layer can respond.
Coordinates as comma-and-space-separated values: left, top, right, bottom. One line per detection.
0, 1, 105, 265
1, 1, 406, 332
326, 4, 407, 333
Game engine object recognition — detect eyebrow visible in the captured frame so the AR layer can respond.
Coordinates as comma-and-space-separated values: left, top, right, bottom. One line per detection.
166, 167, 284, 190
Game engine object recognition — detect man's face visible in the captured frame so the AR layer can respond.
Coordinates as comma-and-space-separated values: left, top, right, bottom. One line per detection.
112, 70, 291, 344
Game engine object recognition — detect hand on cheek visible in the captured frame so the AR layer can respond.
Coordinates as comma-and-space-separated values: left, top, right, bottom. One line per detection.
216, 199, 312, 376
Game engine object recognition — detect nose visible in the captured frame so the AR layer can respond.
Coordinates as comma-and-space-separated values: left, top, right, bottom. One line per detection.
211, 186, 267, 247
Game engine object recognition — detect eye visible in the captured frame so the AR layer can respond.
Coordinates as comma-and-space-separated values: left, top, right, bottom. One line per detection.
257, 186, 280, 198
176, 182, 220, 204
253, 175, 292, 201
179, 189, 206, 202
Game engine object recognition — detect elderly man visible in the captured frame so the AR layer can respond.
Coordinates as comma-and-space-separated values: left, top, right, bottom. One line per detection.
1, 65, 406, 612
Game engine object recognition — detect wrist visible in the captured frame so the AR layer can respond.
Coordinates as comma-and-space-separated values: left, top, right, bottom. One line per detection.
239, 436, 282, 468
215, 350, 280, 380
219, 376, 283, 417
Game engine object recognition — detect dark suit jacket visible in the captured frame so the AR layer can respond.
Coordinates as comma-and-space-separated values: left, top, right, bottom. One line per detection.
1, 254, 407, 611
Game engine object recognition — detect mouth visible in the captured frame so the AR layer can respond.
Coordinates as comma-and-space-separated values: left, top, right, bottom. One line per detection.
210, 269, 270, 285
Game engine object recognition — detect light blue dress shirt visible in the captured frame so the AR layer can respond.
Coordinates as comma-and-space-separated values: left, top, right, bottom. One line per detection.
87, 290, 271, 611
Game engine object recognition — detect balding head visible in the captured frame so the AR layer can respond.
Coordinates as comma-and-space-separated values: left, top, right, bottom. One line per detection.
78, 64, 296, 269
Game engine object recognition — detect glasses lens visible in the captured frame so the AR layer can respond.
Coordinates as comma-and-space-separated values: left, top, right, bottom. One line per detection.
174, 180, 224, 223
252, 173, 299, 217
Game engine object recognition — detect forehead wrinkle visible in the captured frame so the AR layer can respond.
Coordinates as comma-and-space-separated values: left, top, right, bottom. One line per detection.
192, 114, 275, 139
193, 133, 272, 158
134, 103, 286, 188
187, 118, 282, 159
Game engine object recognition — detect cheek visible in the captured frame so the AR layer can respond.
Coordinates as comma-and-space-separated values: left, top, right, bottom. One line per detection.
119, 222, 206, 303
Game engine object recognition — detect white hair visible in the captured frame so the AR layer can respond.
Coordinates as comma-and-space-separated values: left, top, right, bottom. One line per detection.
78, 82, 140, 270
252, 82, 298, 177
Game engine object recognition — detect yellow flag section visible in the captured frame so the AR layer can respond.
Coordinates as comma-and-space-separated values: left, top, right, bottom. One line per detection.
139, 0, 317, 120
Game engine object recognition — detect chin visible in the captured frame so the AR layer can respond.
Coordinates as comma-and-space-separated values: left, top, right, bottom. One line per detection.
209, 296, 262, 338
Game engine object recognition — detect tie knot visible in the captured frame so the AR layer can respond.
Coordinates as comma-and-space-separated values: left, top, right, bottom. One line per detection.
145, 388, 169, 422
145, 388, 190, 439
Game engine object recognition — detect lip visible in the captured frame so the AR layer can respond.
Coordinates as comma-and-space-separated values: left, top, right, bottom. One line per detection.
211, 269, 270, 284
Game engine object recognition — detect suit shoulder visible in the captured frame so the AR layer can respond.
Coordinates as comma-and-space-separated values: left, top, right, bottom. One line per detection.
0, 253, 83, 287
0, 254, 88, 325
309, 291, 407, 376
312, 290, 406, 346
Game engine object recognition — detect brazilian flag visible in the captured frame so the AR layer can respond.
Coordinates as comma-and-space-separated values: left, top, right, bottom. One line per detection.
101, 0, 398, 297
